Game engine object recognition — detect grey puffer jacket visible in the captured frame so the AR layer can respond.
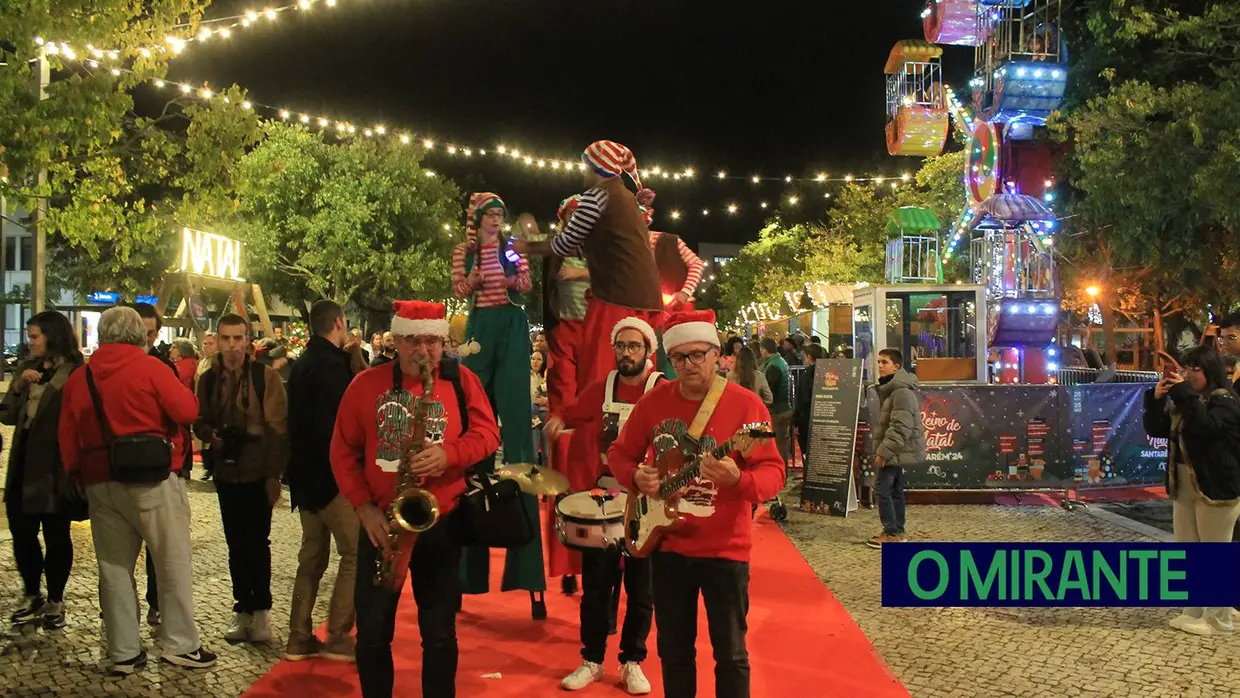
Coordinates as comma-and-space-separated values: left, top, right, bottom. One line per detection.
873, 369, 926, 467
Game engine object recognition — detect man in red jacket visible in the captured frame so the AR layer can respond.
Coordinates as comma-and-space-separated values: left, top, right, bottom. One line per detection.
544, 317, 663, 694
58, 306, 216, 675
608, 309, 785, 698
330, 300, 500, 698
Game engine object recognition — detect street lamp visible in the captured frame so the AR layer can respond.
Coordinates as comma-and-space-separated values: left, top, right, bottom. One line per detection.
1085, 285, 1100, 299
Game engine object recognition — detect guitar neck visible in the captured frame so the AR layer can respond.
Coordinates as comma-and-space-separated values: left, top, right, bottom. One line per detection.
657, 438, 735, 498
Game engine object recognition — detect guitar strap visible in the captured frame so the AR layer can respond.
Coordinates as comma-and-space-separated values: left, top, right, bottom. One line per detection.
686, 375, 728, 442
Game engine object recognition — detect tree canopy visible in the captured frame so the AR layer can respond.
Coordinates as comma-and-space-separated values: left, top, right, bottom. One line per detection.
1053, 0, 1240, 348
711, 150, 966, 324
233, 123, 462, 316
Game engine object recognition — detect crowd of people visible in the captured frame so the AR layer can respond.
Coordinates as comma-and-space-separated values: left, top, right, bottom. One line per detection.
2, 138, 793, 698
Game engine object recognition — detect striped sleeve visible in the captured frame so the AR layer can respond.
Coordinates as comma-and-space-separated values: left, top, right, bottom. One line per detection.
509, 254, 532, 293
550, 187, 608, 257
676, 238, 705, 295
451, 244, 474, 299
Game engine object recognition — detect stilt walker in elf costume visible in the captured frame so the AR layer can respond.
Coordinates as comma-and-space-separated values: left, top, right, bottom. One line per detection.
515, 140, 664, 392
636, 188, 706, 379
452, 192, 548, 619
541, 195, 592, 594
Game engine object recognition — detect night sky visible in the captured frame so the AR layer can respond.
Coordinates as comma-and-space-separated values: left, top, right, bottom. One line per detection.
166, 0, 976, 247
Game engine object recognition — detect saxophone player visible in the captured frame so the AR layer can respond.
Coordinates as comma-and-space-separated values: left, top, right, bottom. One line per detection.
330, 300, 500, 698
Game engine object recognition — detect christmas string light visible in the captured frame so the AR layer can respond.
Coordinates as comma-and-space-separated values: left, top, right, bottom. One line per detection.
41, 34, 935, 188
35, 0, 345, 64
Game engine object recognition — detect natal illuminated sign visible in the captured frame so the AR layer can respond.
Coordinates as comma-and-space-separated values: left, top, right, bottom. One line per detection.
179, 227, 243, 281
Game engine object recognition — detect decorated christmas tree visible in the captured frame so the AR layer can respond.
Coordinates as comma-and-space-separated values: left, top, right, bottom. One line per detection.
284, 321, 310, 360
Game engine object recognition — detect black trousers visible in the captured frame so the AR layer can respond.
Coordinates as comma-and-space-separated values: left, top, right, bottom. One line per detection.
6, 506, 73, 602
356, 521, 461, 698
652, 552, 751, 698
216, 480, 273, 613
580, 546, 652, 664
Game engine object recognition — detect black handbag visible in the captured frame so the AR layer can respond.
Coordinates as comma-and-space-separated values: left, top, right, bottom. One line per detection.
431, 357, 536, 549
84, 366, 174, 485
450, 468, 535, 549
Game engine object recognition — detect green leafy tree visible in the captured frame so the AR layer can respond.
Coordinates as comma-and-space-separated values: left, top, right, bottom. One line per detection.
0, 1, 235, 297
711, 150, 966, 320
233, 123, 461, 318
1053, 0, 1240, 354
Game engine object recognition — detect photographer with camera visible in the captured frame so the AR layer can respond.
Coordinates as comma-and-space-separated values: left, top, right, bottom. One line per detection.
194, 313, 288, 645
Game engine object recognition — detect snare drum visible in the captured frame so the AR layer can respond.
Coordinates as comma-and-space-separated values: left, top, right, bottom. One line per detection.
596, 475, 625, 493
555, 490, 629, 551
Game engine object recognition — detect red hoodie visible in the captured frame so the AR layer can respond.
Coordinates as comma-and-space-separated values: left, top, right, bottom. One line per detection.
59, 344, 199, 486
330, 361, 500, 516
608, 379, 786, 562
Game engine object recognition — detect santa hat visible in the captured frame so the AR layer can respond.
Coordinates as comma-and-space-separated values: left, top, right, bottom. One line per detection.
464, 192, 506, 249
557, 194, 582, 222
611, 316, 658, 353
583, 140, 642, 190
390, 300, 449, 337
662, 309, 720, 351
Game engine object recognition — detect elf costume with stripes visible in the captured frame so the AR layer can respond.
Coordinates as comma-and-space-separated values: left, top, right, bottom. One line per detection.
451, 192, 547, 612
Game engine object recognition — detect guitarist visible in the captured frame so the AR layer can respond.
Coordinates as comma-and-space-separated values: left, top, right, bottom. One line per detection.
608, 309, 786, 698
543, 317, 663, 695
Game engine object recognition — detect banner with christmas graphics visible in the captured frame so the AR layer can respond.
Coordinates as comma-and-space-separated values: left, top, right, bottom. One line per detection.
1062, 383, 1166, 486
853, 382, 1159, 490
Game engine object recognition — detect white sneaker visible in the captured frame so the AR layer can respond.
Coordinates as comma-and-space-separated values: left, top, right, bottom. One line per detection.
1176, 616, 1216, 636
560, 661, 603, 690
620, 662, 651, 695
248, 610, 272, 643
1169, 613, 1196, 631
224, 613, 252, 644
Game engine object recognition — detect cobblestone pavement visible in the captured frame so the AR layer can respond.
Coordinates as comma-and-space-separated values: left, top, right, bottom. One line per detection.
0, 423, 318, 697
779, 479, 1240, 698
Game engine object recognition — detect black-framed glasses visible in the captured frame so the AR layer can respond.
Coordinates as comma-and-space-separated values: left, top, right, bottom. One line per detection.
613, 341, 645, 355
668, 349, 714, 367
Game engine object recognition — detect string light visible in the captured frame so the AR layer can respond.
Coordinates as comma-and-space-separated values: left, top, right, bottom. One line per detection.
38, 0, 351, 66
51, 49, 932, 193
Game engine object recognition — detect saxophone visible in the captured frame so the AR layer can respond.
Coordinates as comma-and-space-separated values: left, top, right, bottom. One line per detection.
374, 359, 443, 591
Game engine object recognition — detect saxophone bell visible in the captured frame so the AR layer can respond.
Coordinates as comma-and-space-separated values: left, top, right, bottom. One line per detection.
392, 487, 440, 532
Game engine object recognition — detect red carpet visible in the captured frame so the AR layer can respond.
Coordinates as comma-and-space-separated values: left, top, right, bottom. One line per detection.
243, 511, 907, 698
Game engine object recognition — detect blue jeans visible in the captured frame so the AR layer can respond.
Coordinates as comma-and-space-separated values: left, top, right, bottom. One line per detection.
876, 466, 906, 535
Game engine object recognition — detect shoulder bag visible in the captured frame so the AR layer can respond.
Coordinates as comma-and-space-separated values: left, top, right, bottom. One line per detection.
436, 357, 535, 548
84, 366, 175, 484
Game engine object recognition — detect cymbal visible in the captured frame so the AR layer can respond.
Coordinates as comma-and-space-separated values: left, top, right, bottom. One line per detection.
495, 463, 571, 496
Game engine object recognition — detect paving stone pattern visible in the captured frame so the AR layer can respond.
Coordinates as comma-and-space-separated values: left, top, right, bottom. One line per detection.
0, 423, 317, 697
780, 484, 1240, 698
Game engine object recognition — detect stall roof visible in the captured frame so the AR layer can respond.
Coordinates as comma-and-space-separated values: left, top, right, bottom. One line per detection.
806, 282, 865, 306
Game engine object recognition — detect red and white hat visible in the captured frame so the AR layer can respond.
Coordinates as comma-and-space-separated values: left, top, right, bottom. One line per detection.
390, 300, 449, 337
611, 316, 658, 352
662, 309, 720, 351
583, 140, 642, 189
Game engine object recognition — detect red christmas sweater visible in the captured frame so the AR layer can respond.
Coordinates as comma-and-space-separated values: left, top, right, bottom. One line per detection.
556, 370, 658, 488
608, 379, 785, 562
330, 361, 500, 516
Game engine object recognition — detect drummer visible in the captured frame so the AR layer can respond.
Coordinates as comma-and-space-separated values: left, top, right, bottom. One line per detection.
543, 317, 662, 695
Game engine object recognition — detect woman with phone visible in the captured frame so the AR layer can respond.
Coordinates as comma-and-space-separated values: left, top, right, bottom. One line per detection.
1144, 346, 1240, 636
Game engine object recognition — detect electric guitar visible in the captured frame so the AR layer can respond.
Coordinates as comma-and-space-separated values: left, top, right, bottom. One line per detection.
623, 421, 775, 558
